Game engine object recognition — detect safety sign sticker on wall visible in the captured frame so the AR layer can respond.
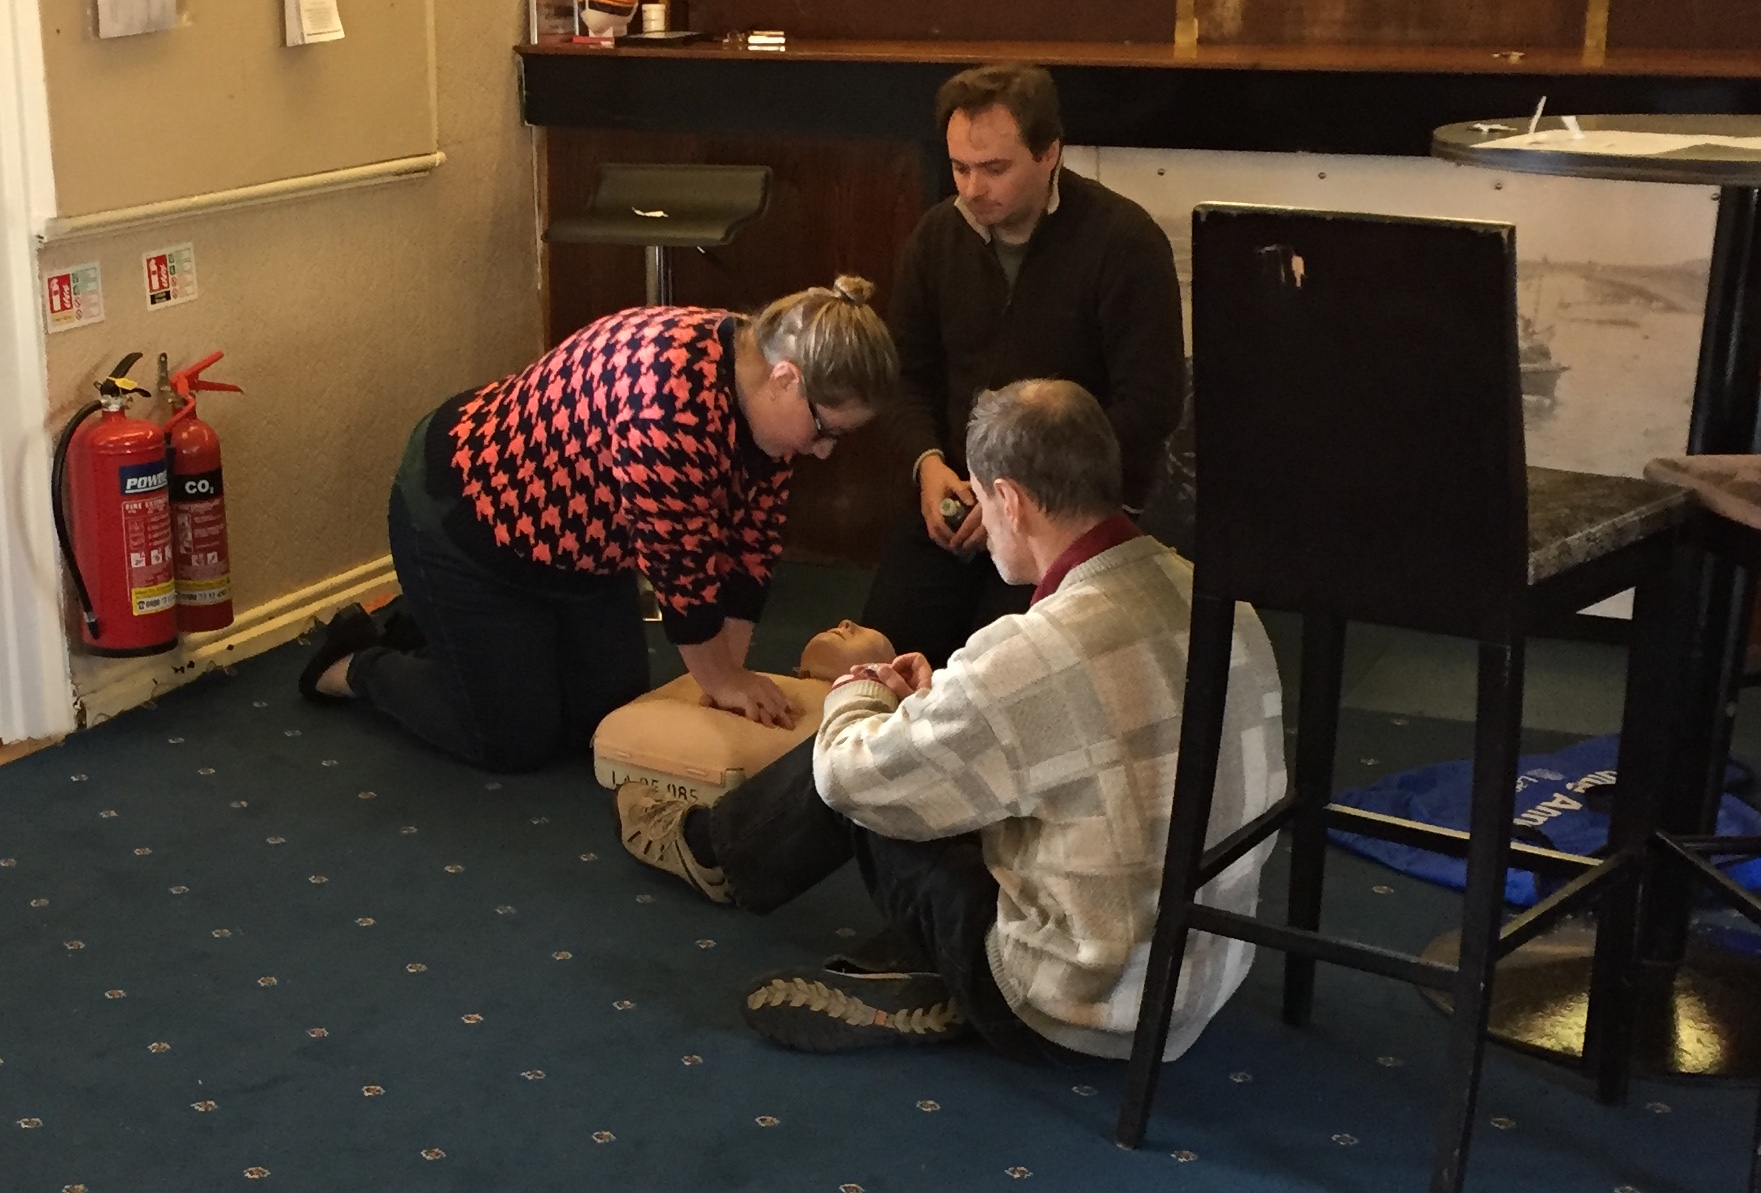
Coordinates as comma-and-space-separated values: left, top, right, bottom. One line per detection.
144, 243, 197, 308
43, 263, 105, 334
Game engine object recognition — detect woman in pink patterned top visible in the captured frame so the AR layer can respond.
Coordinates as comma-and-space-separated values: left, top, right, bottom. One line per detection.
299, 276, 897, 773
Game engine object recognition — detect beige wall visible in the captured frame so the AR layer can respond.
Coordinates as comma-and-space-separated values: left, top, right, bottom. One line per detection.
38, 0, 436, 216
35, 3, 541, 627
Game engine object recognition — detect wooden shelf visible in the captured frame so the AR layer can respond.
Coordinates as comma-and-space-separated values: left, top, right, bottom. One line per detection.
518, 38, 1761, 79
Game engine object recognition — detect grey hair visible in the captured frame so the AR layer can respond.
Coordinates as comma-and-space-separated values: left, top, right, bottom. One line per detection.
965, 379, 1122, 520
749, 274, 899, 412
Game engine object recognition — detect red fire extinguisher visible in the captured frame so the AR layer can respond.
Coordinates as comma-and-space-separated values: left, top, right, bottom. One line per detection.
52, 353, 179, 656
164, 352, 242, 632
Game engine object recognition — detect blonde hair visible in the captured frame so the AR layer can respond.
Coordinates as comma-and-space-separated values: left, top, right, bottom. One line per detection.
749, 274, 899, 411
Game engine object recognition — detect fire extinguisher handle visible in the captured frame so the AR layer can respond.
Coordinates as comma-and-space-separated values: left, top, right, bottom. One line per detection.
51, 399, 105, 638
96, 352, 152, 403
169, 351, 242, 397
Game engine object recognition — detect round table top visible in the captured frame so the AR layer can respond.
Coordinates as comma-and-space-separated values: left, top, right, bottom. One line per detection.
1434, 115, 1761, 186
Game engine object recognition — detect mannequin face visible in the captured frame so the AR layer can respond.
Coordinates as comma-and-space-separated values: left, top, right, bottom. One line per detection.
798, 620, 895, 680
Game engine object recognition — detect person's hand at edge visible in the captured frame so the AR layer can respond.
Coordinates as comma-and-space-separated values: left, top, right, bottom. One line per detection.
679, 627, 798, 729
918, 454, 975, 552
887, 652, 933, 694
830, 653, 931, 701
699, 669, 799, 729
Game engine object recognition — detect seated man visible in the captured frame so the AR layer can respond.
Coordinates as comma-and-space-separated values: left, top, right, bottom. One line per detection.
592, 623, 895, 805
617, 380, 1285, 1062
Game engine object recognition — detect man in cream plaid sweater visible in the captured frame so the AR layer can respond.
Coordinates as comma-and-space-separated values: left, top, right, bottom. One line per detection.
618, 379, 1285, 1060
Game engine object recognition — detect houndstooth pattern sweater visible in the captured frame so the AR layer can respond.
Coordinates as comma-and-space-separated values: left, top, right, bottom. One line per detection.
431, 308, 789, 646
813, 536, 1286, 1060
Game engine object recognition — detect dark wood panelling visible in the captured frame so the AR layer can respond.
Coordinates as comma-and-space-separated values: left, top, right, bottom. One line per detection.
1610, 0, 1761, 52
1196, 0, 1585, 47
544, 129, 925, 564
684, 1, 1176, 44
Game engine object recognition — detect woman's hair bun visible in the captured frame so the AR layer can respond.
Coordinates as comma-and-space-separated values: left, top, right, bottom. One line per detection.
830, 275, 876, 306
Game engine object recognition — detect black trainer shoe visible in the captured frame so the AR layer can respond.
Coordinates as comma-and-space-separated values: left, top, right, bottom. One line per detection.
741, 966, 968, 1052
297, 604, 379, 705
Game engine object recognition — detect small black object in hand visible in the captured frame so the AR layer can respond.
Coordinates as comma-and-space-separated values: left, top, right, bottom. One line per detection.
938, 497, 971, 533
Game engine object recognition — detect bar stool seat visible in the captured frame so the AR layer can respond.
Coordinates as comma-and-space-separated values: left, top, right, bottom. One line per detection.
1116, 204, 1692, 1193
545, 163, 773, 305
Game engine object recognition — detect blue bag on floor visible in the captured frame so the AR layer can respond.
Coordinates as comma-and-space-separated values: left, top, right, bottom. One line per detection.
1328, 734, 1761, 906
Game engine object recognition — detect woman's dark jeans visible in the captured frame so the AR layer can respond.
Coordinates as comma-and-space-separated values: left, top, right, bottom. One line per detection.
347, 487, 649, 772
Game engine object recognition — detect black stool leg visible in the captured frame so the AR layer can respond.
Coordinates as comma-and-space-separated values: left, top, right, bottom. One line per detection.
1431, 638, 1525, 1193
1635, 547, 1751, 1037
1749, 1085, 1761, 1193
1746, 1085, 1761, 1191
1116, 592, 1238, 1149
1283, 613, 1347, 1027
1585, 558, 1680, 1105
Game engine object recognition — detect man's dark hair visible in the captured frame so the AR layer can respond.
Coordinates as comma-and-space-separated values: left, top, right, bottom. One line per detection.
935, 64, 1064, 158
966, 380, 1122, 520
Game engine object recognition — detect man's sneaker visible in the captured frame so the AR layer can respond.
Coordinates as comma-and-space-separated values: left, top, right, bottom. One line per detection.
741, 966, 968, 1052
615, 782, 730, 904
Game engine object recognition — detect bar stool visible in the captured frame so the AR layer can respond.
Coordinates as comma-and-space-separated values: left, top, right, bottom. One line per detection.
545, 163, 773, 305
1115, 205, 1691, 1193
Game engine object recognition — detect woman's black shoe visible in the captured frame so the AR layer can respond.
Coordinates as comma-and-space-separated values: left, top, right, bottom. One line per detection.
377, 600, 427, 653
298, 604, 380, 705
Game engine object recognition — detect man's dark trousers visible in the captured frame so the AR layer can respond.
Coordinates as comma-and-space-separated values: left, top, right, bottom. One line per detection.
706, 737, 1074, 1063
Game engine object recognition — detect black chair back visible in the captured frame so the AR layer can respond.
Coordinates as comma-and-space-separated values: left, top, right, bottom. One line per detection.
1190, 204, 1528, 639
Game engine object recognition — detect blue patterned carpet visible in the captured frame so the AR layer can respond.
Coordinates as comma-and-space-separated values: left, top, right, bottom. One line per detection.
0, 564, 1754, 1192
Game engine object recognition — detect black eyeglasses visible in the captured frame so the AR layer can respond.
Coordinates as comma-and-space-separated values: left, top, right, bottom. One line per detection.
806, 398, 847, 442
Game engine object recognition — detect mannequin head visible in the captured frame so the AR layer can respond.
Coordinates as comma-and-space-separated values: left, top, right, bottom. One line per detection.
798, 620, 895, 680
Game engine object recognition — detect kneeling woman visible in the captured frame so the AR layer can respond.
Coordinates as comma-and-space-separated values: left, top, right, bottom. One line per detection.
300, 277, 898, 772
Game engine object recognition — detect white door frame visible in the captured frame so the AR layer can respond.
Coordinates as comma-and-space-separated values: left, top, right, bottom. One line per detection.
0, 0, 73, 742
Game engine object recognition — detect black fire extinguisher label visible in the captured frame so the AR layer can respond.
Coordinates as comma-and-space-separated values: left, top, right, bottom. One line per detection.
173, 469, 223, 502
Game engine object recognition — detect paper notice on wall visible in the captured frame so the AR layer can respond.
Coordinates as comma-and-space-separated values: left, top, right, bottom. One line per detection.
97, 0, 179, 38
143, 243, 197, 309
43, 263, 105, 334
285, 0, 345, 46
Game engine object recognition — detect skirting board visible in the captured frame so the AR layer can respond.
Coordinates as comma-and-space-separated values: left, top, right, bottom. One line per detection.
0, 737, 57, 767
70, 556, 398, 730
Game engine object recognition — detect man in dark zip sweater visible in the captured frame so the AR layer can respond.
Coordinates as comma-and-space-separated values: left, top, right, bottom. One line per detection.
861, 63, 1185, 667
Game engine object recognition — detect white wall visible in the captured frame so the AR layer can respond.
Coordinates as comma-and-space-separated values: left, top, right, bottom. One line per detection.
0, 0, 72, 742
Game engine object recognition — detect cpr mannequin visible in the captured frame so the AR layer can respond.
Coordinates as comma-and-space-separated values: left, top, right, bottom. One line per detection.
593, 621, 894, 804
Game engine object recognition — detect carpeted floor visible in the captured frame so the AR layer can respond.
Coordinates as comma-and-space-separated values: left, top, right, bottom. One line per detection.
1, 563, 1756, 1192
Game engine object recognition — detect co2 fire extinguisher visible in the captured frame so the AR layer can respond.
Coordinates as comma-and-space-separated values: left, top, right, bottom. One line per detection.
51, 353, 179, 656
164, 352, 242, 632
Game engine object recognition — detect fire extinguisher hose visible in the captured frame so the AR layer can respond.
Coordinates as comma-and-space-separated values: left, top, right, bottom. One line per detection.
51, 399, 104, 639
